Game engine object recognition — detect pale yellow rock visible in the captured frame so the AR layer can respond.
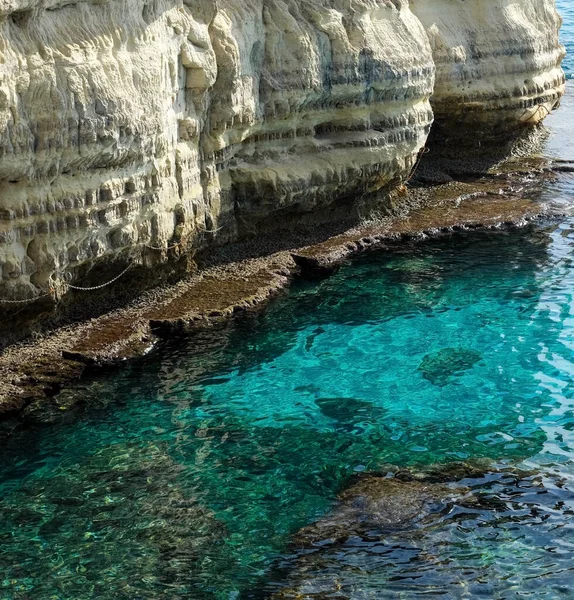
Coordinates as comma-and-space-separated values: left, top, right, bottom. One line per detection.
0, 0, 435, 301
0, 0, 565, 304
410, 0, 566, 144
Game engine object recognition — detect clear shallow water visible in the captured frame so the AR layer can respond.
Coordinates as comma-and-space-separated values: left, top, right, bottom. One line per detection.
2, 11, 574, 600
4, 224, 574, 599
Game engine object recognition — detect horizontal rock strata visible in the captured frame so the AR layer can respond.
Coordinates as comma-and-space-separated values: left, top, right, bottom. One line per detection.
410, 0, 566, 147
0, 0, 567, 319
1, 0, 566, 309
0, 0, 435, 304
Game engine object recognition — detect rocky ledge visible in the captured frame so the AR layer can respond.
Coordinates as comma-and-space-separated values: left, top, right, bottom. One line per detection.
253, 461, 571, 599
0, 151, 571, 431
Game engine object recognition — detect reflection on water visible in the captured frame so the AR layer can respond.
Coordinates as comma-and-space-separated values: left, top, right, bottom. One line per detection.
255, 470, 574, 599
3, 223, 574, 598
557, 0, 573, 77
1, 10, 574, 599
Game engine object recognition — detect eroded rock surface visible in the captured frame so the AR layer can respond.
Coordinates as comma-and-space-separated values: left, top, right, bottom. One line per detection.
0, 0, 435, 303
411, 0, 566, 148
0, 0, 566, 307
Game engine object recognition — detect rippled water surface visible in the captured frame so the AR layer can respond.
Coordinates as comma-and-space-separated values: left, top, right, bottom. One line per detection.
2, 9, 574, 600
558, 0, 574, 76
4, 223, 574, 599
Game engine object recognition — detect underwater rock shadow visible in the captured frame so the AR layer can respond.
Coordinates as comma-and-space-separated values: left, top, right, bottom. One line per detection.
243, 462, 574, 600
417, 347, 482, 386
314, 397, 386, 433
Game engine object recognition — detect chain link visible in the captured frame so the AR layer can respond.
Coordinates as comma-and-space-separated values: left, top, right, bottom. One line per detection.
521, 103, 551, 124
1, 223, 225, 304
0, 292, 53, 305
145, 241, 183, 251
58, 263, 133, 292
405, 146, 430, 185
0, 262, 133, 304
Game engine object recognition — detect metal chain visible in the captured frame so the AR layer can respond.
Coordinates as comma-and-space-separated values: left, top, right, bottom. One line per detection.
1, 261, 133, 304
58, 262, 133, 291
145, 241, 183, 251
0, 291, 53, 304
405, 146, 430, 184
1, 224, 226, 303
522, 103, 551, 124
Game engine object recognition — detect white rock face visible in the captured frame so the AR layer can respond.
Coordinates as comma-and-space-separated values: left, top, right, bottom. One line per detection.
0, 0, 435, 301
410, 0, 565, 145
0, 0, 565, 303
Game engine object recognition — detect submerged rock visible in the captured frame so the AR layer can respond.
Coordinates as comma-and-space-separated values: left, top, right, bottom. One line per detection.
314, 397, 385, 432
255, 463, 572, 600
0, 441, 227, 598
418, 347, 482, 386
292, 475, 466, 547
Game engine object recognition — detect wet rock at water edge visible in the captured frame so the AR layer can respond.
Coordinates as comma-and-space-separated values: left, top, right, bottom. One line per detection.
255, 464, 566, 600
418, 347, 482, 386
254, 467, 476, 599
291, 474, 471, 548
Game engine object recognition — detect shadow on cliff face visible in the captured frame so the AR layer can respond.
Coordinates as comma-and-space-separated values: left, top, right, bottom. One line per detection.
414, 122, 553, 183
0, 209, 386, 351
0, 126, 564, 353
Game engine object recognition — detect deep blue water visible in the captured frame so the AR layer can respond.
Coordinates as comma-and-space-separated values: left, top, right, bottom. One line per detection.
1, 7, 574, 600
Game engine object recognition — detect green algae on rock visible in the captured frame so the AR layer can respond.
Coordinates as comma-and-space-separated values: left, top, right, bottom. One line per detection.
418, 347, 483, 387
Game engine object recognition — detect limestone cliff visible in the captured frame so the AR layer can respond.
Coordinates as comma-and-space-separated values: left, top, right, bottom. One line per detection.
0, 0, 564, 306
410, 0, 565, 146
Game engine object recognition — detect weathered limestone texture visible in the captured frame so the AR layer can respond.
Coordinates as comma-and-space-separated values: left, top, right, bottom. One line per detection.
410, 0, 566, 147
0, 0, 435, 303
0, 0, 565, 306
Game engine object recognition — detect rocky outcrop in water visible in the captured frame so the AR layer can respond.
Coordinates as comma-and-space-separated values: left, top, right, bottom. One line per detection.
0, 0, 565, 306
257, 464, 572, 599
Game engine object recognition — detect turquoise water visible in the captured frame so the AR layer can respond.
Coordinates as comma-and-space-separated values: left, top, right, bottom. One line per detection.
3, 224, 574, 599
1, 9, 574, 600
558, 0, 574, 77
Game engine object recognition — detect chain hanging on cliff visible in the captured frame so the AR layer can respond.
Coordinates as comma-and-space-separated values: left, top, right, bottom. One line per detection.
0, 291, 54, 305
47, 263, 135, 302
0, 260, 135, 305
